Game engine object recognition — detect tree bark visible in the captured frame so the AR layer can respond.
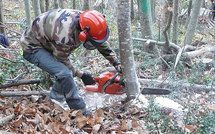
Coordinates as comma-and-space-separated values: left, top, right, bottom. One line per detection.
83, 0, 90, 10
131, 0, 134, 20
0, 79, 41, 89
54, 0, 59, 9
59, 0, 64, 8
139, 0, 154, 52
117, 0, 140, 100
185, 0, 193, 28
40, 0, 46, 13
0, 0, 5, 35
164, 0, 173, 39
184, 0, 203, 45
0, 114, 15, 126
32, 0, 41, 17
45, 0, 50, 11
73, 0, 76, 9
0, 90, 50, 97
172, 0, 179, 45
24, 0, 32, 26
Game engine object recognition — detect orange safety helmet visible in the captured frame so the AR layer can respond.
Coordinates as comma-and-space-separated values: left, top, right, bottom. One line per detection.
79, 10, 109, 44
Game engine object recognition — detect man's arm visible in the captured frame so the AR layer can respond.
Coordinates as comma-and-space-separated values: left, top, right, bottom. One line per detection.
96, 41, 119, 65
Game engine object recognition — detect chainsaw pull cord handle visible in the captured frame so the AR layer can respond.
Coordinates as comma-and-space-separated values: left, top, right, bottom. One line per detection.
102, 72, 119, 93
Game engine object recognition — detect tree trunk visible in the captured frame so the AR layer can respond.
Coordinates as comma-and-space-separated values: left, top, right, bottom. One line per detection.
40, 0, 46, 13
151, 0, 155, 22
0, 0, 5, 35
32, 0, 41, 17
172, 0, 179, 45
45, 0, 50, 11
139, 0, 154, 52
54, 0, 59, 9
137, 0, 141, 20
185, 0, 193, 28
131, 0, 134, 20
164, 0, 173, 40
73, 0, 76, 9
83, 0, 90, 10
184, 0, 203, 45
117, 0, 140, 100
59, 0, 64, 8
24, 0, 32, 26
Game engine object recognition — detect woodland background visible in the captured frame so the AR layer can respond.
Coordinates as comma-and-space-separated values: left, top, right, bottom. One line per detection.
0, 0, 215, 133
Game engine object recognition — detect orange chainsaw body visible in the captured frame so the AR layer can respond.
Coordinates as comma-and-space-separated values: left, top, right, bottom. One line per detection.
85, 72, 124, 95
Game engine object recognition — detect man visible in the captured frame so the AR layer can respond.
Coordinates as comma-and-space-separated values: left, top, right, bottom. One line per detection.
20, 9, 121, 116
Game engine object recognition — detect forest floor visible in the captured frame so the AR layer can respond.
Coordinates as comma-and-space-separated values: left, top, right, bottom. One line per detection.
1, 0, 215, 134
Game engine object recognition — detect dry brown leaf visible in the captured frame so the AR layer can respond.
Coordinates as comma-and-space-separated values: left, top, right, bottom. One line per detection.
12, 115, 22, 128
51, 122, 61, 134
121, 120, 127, 132
96, 117, 103, 124
132, 118, 139, 128
38, 105, 52, 112
14, 104, 21, 115
60, 110, 70, 123
95, 109, 104, 117
186, 125, 196, 132
26, 113, 42, 126
76, 117, 88, 128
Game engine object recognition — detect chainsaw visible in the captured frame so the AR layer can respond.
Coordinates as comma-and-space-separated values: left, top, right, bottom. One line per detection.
85, 72, 171, 95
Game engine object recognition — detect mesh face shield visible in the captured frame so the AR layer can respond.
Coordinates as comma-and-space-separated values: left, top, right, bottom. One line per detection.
83, 26, 109, 50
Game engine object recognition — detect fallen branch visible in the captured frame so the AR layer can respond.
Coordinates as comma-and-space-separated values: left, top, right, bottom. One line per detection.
139, 78, 214, 93
0, 90, 50, 97
0, 113, 15, 126
0, 130, 15, 134
0, 79, 41, 89
183, 45, 215, 59
132, 37, 181, 51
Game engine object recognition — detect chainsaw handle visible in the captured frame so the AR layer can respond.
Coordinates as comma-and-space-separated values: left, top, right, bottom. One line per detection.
102, 72, 119, 92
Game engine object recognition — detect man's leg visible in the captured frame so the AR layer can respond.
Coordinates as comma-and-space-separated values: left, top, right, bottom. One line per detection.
23, 49, 87, 113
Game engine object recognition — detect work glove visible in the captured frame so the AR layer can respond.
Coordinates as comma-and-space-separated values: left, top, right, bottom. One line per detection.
81, 72, 96, 85
113, 61, 122, 73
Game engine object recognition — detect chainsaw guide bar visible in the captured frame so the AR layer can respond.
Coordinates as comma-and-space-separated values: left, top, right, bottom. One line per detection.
85, 72, 171, 95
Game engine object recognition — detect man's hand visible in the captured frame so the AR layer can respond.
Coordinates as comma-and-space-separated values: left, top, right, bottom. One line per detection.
113, 62, 122, 73
81, 72, 96, 85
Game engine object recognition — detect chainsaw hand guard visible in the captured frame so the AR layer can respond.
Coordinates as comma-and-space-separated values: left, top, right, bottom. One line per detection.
81, 72, 96, 85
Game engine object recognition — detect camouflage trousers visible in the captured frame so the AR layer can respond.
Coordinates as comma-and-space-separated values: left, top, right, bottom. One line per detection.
23, 48, 87, 113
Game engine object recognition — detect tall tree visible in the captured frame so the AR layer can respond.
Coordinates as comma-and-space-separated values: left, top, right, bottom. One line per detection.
59, 0, 64, 8
139, 0, 154, 52
184, 0, 203, 45
83, 0, 90, 10
185, 0, 193, 28
24, 0, 32, 26
54, 0, 59, 9
172, 0, 179, 45
117, 0, 140, 100
164, 0, 173, 40
40, 0, 46, 13
32, 0, 41, 17
73, 0, 76, 9
45, 0, 50, 11
131, 0, 134, 20
0, 0, 5, 35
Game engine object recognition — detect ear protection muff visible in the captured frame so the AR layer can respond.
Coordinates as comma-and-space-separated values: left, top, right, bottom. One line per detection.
79, 26, 90, 42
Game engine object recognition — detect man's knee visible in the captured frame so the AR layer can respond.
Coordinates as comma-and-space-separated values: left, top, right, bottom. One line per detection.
56, 70, 73, 81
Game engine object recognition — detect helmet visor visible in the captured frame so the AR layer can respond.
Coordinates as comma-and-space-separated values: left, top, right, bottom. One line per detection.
83, 26, 109, 50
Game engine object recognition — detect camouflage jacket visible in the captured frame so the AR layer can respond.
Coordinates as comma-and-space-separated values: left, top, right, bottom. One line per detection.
20, 9, 118, 76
